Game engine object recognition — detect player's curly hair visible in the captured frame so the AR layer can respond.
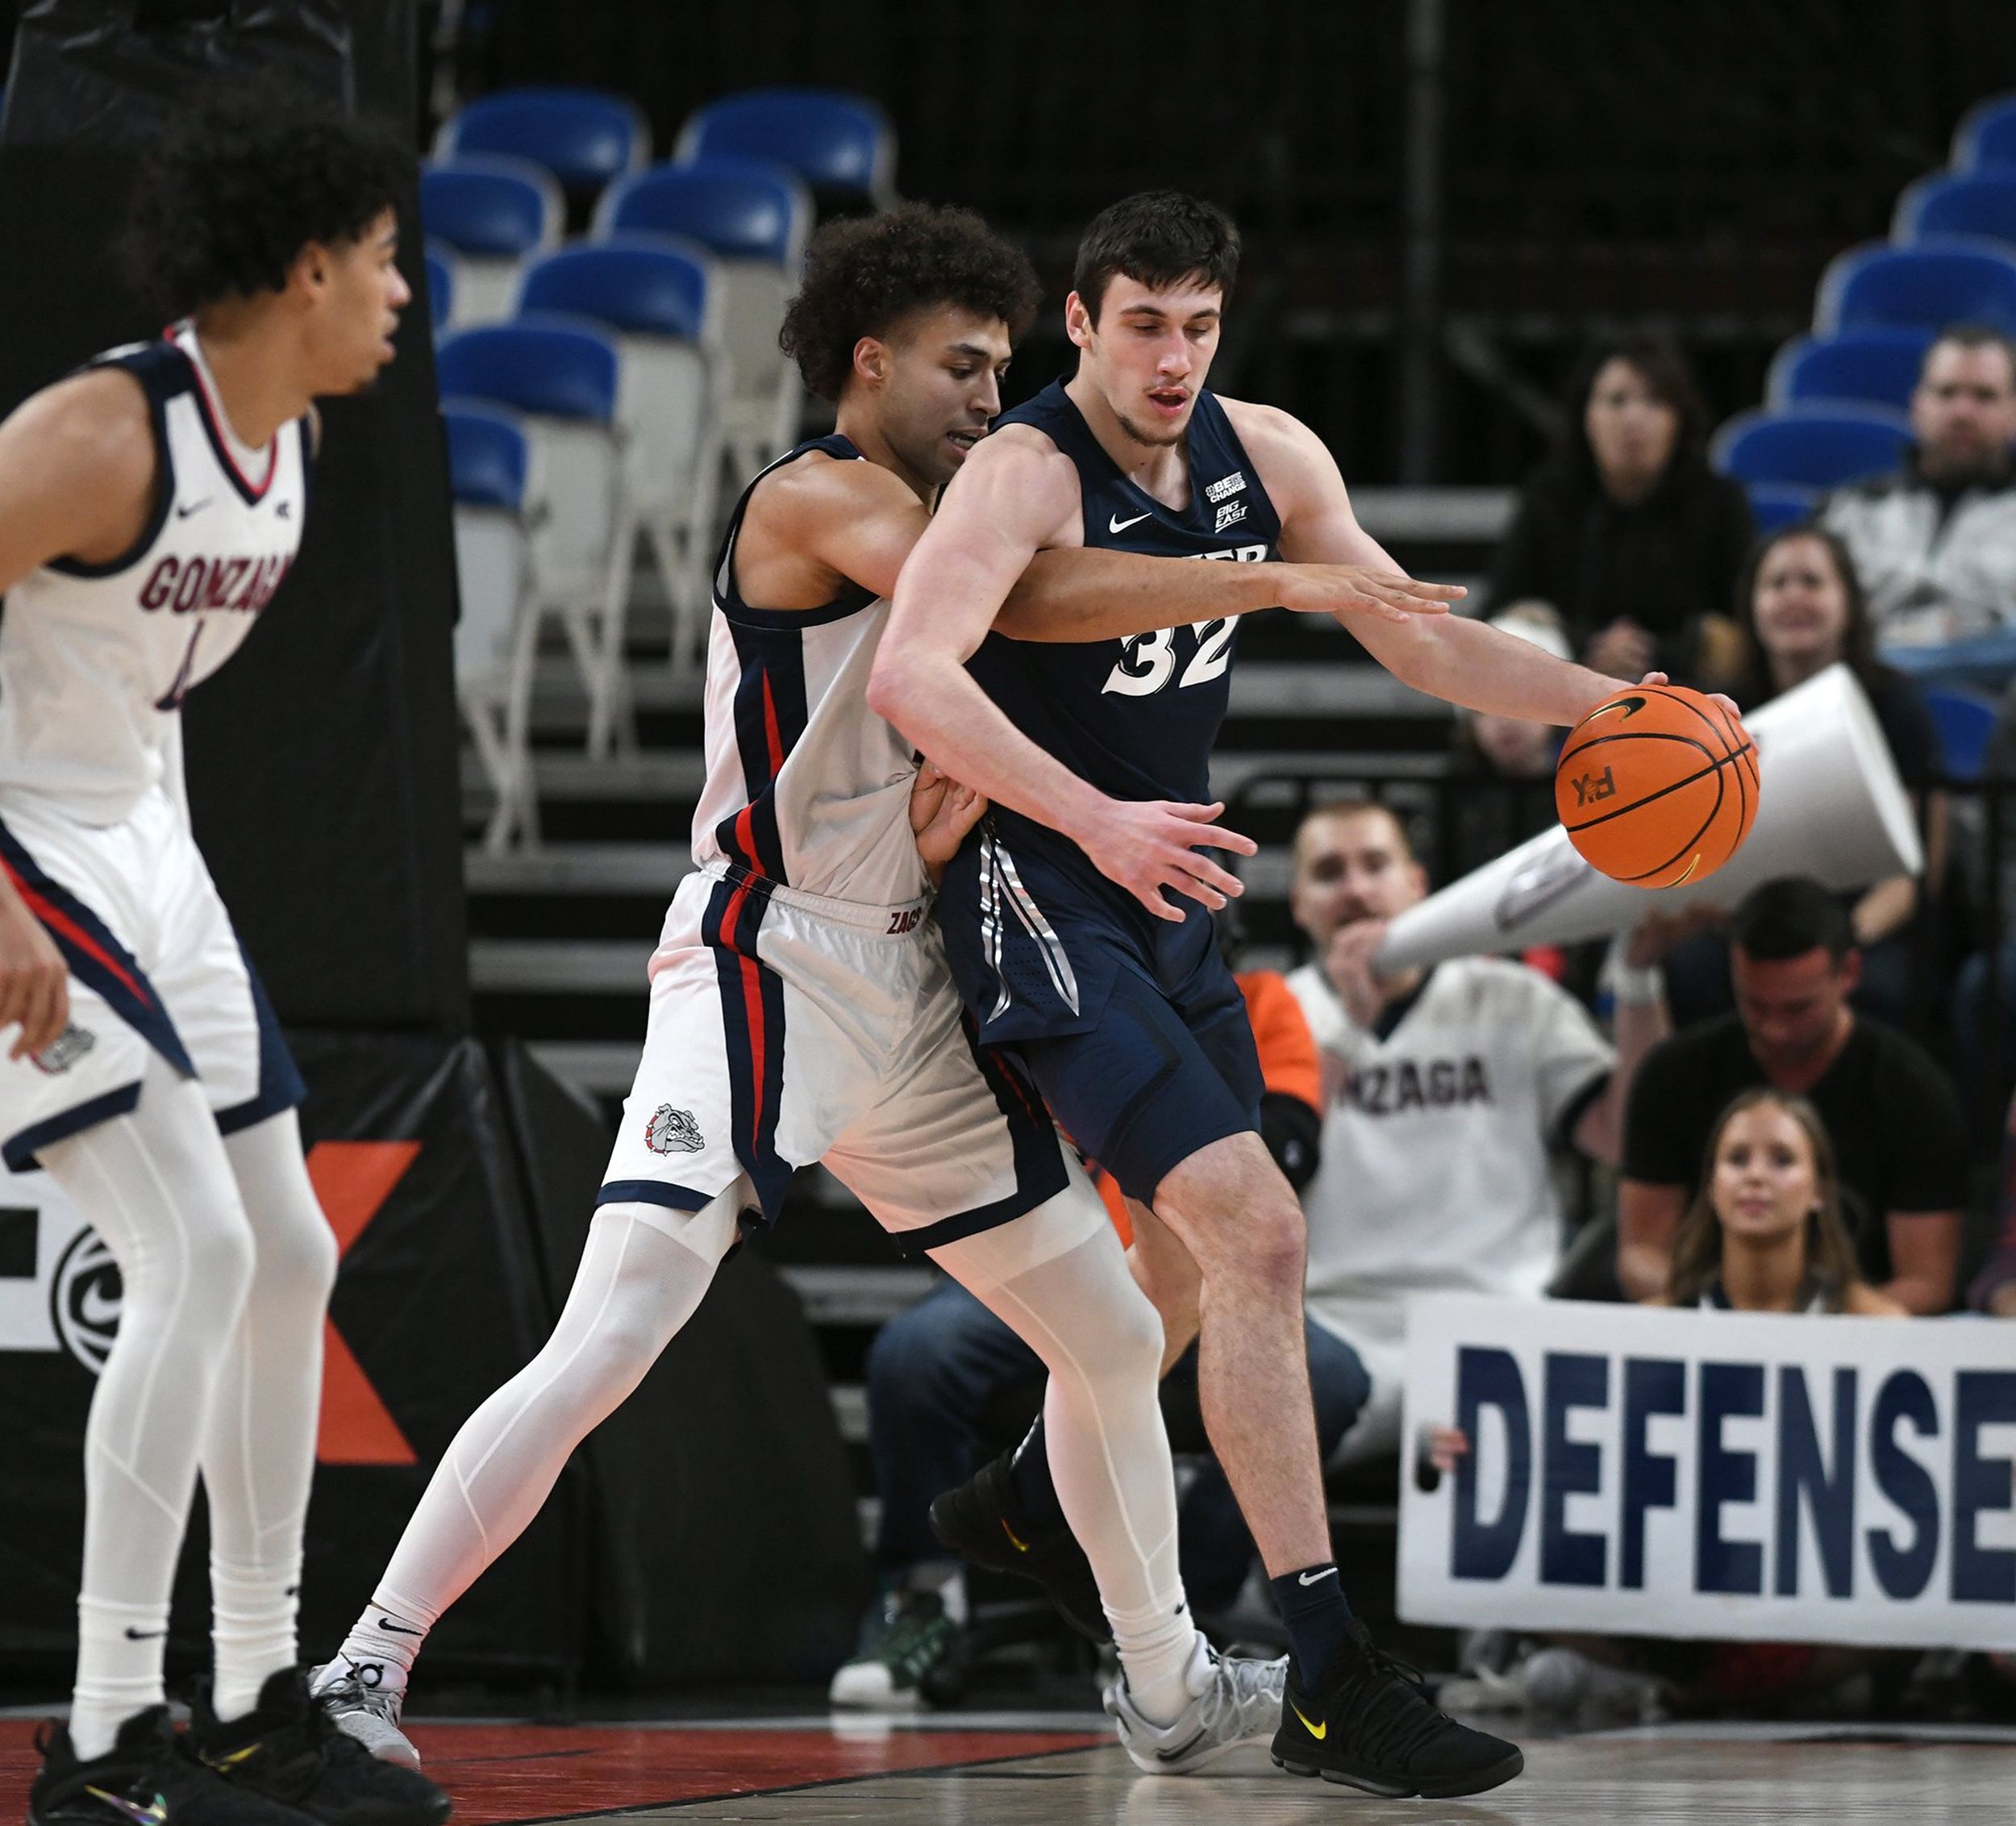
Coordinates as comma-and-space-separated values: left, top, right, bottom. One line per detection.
123, 81, 410, 318
778, 203, 1040, 402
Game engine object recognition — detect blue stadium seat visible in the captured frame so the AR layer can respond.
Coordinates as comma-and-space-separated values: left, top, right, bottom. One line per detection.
1923, 685, 1999, 781
435, 319, 620, 423
515, 236, 711, 340
1710, 406, 1913, 491
674, 88, 895, 207
419, 156, 560, 256
436, 85, 649, 196
423, 244, 455, 333
1895, 173, 2016, 248
593, 156, 810, 263
1744, 482, 1818, 533
1815, 240, 2016, 339
442, 400, 528, 509
1766, 329, 1934, 413
1954, 94, 2016, 173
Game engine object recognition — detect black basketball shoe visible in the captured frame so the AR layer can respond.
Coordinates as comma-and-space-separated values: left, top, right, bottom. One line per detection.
186, 1671, 450, 1826
28, 1707, 314, 1826
927, 1448, 1109, 1641
1271, 1620, 1524, 1799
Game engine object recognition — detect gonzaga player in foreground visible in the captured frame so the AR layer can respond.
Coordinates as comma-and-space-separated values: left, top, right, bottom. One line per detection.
1, 88, 444, 1826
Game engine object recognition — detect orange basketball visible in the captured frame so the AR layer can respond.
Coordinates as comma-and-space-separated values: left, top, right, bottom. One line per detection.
1554, 685, 1760, 888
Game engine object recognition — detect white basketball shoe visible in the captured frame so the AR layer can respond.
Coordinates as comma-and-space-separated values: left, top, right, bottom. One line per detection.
309, 1657, 423, 1770
1104, 1638, 1288, 1774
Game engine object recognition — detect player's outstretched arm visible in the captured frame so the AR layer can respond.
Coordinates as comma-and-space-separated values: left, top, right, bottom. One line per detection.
1232, 399, 1631, 725
0, 371, 158, 1058
870, 431, 1253, 921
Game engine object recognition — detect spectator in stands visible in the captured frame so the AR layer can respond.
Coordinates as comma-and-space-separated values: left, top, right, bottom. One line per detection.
1285, 796, 1671, 1468
830, 947, 1355, 1710
1485, 338, 1752, 689
1663, 525, 1939, 1029
1435, 1087, 1904, 1720
1619, 876, 1965, 1313
1819, 323, 2016, 647
1968, 1090, 2016, 1316
1951, 683, 2016, 1108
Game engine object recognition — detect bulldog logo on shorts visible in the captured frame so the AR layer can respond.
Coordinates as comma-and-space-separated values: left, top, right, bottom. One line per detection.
645, 1105, 703, 1154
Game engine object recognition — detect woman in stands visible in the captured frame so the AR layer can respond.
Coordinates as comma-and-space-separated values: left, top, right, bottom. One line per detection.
1484, 339, 1753, 690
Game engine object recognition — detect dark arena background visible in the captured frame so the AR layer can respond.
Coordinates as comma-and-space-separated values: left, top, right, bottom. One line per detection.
0, 1, 2014, 1820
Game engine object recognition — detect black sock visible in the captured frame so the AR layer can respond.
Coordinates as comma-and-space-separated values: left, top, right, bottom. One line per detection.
1007, 1414, 1064, 1525
1270, 1562, 1353, 1689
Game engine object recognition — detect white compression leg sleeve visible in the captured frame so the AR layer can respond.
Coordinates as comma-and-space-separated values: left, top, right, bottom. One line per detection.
39, 1060, 258, 1758
327, 1194, 738, 1688
200, 1109, 339, 1720
930, 1185, 1202, 1721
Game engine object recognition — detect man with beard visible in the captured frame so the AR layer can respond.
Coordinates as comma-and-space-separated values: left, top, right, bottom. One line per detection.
1820, 324, 2016, 645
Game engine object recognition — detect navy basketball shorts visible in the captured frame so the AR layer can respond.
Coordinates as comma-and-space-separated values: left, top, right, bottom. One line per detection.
939, 821, 1264, 1206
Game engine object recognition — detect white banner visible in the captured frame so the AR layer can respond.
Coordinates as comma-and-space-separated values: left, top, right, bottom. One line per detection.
1397, 1294, 2016, 1651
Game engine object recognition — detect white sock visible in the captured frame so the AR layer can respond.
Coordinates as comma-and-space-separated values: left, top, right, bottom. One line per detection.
210, 1561, 299, 1721
1109, 1600, 1209, 1725
327, 1590, 439, 1695
71, 1596, 170, 1760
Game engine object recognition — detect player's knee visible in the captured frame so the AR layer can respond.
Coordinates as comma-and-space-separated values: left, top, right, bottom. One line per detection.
185, 1208, 258, 1311
1222, 1194, 1306, 1303
254, 1203, 338, 1311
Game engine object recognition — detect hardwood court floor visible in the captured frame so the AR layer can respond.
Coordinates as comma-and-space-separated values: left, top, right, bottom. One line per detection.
5, 1714, 2015, 1824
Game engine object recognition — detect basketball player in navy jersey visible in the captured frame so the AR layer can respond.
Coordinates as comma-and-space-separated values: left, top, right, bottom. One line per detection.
873, 192, 1659, 1797
0, 87, 444, 1826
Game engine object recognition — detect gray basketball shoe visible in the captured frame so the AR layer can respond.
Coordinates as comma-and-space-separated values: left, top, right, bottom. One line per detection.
1104, 1640, 1288, 1774
306, 1661, 420, 1772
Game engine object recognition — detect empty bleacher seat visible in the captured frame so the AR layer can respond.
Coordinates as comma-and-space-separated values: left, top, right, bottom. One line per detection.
1710, 405, 1913, 492
674, 87, 895, 210
595, 156, 812, 482
419, 155, 564, 327
1815, 240, 2016, 340
436, 319, 635, 758
423, 243, 455, 333
517, 236, 724, 670
1894, 172, 2016, 248
1743, 481, 1818, 534
1767, 328, 1933, 413
1954, 93, 2016, 173
1923, 684, 1999, 781
444, 401, 540, 850
435, 85, 649, 200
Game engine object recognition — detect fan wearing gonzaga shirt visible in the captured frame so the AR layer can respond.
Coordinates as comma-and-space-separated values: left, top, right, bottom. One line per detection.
0, 88, 443, 1826
1283, 798, 1672, 1465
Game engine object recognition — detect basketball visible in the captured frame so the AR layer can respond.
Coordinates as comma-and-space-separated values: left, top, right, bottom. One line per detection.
1554, 685, 1760, 889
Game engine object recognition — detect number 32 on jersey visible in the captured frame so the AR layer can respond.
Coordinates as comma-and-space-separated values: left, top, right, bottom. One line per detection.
1101, 542, 1268, 698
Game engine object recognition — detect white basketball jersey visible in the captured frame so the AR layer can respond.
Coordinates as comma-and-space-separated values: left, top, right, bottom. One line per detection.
0, 323, 310, 824
689, 435, 927, 908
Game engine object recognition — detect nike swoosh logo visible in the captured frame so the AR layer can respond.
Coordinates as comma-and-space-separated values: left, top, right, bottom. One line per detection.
205, 1745, 260, 1771
1108, 511, 1152, 534
999, 1520, 1030, 1553
175, 500, 211, 519
85, 1789, 167, 1826
123, 1626, 167, 1639
1297, 1567, 1338, 1586
377, 1616, 425, 1635
1289, 1702, 1327, 1741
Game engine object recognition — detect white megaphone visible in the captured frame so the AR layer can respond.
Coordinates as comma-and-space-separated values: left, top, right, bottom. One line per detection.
1374, 664, 1924, 972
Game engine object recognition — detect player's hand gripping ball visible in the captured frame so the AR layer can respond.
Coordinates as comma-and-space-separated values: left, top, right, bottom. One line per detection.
1554, 685, 1760, 888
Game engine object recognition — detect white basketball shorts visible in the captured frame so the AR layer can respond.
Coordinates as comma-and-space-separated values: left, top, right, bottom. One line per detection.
600, 861, 1070, 1250
0, 784, 302, 1168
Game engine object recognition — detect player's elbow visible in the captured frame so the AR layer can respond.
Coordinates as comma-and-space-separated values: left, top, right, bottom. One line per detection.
865, 646, 935, 740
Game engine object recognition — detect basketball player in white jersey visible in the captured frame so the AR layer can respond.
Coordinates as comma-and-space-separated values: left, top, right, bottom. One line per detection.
314, 204, 1456, 1779
2, 87, 445, 1826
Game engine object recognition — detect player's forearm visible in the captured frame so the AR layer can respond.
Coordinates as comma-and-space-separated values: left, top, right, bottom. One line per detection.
998, 548, 1281, 643
1368, 611, 1624, 724
868, 647, 1107, 844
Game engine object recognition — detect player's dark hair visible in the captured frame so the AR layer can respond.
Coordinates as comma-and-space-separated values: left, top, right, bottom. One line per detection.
1923, 321, 2016, 389
1668, 1088, 1860, 1313
1730, 876, 1854, 964
778, 203, 1040, 402
1073, 190, 1239, 324
123, 81, 409, 318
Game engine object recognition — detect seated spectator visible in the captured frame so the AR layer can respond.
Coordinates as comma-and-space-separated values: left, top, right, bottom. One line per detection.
1485, 338, 1752, 689
1819, 323, 2016, 647
1433, 1087, 1904, 1720
1663, 524, 1941, 1029
1620, 877, 1965, 1312
1285, 796, 1669, 1467
828, 954, 1357, 1710
1969, 1088, 2016, 1316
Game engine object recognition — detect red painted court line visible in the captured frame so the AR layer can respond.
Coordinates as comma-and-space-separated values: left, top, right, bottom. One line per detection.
0, 1720, 1110, 1824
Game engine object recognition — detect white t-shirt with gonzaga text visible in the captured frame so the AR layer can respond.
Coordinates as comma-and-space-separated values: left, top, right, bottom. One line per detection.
1285, 957, 1614, 1354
